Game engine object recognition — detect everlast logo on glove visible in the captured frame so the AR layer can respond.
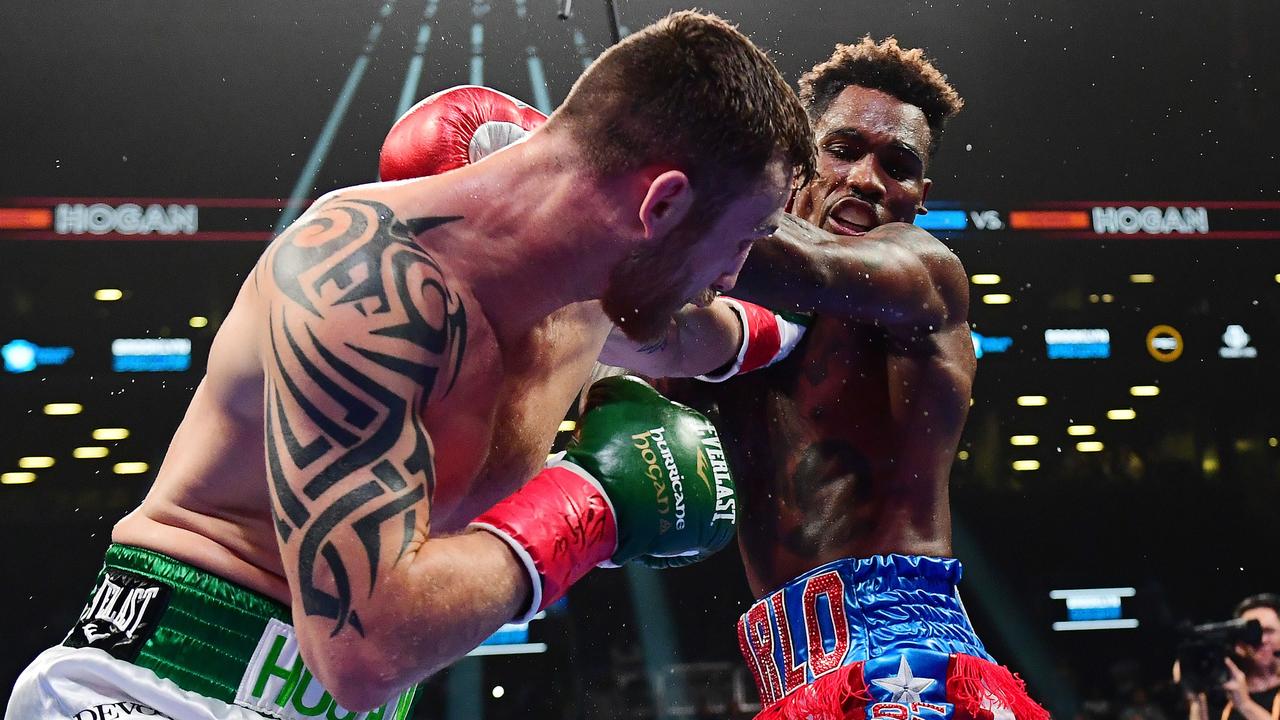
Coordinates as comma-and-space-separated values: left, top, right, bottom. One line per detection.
698, 433, 737, 525
64, 569, 169, 661
632, 428, 687, 533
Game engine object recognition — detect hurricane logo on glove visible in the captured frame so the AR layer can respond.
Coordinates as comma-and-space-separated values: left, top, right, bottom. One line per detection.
630, 420, 736, 537
630, 428, 687, 533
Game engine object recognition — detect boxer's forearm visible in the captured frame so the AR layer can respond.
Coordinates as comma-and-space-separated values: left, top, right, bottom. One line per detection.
733, 214, 835, 307
295, 529, 528, 710
735, 215, 963, 331
598, 301, 741, 378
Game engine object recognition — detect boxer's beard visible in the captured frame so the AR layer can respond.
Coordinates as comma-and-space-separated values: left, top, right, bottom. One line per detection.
602, 223, 712, 344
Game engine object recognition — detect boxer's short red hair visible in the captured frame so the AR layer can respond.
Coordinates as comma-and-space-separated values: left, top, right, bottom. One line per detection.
556, 11, 814, 215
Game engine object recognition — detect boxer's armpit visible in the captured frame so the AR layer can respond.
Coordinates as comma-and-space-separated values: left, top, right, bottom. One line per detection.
259, 196, 465, 638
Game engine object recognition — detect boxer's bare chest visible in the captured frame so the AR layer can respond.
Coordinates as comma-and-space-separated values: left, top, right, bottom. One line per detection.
685, 317, 894, 481
673, 317, 955, 592
423, 302, 606, 529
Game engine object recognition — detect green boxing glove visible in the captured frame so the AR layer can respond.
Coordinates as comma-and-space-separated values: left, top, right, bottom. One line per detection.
567, 375, 739, 567
471, 375, 738, 621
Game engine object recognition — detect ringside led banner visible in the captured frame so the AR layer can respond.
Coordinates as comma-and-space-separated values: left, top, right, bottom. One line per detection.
910, 200, 1280, 239
5, 198, 1280, 240
0, 197, 303, 241
54, 203, 197, 236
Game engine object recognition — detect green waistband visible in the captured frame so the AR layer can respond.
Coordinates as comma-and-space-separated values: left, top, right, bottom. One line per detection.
72, 544, 418, 719
99, 544, 292, 702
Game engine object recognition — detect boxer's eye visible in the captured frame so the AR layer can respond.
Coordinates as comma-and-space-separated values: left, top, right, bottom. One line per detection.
886, 161, 913, 181
890, 160, 920, 181
883, 149, 923, 181
826, 144, 856, 160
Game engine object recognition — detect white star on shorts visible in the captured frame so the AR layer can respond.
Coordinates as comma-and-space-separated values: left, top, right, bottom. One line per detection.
871, 656, 936, 705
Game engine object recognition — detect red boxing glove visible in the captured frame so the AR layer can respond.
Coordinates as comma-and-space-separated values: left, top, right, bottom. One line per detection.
470, 460, 617, 622
379, 85, 548, 181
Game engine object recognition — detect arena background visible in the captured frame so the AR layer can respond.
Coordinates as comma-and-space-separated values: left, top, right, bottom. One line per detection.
2, 1, 1278, 717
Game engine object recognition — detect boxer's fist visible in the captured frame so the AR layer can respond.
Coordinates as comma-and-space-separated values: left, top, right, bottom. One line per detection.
379, 85, 547, 181
566, 376, 738, 566
470, 376, 738, 620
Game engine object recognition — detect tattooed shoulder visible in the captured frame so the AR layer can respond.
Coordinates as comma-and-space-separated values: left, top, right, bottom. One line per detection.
267, 197, 468, 388
261, 196, 467, 636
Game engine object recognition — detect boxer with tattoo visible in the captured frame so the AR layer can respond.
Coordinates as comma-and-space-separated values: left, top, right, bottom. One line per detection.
605, 38, 1049, 719
6, 13, 813, 719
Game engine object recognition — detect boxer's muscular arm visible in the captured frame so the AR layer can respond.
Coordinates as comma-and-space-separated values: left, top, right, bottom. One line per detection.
258, 194, 527, 710
733, 214, 969, 339
598, 300, 742, 378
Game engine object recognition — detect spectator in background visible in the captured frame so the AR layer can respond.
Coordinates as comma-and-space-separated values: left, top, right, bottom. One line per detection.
1183, 594, 1280, 720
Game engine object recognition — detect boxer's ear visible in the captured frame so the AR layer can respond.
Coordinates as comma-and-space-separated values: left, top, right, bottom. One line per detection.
786, 166, 806, 213
916, 177, 933, 216
790, 179, 816, 222
637, 170, 693, 241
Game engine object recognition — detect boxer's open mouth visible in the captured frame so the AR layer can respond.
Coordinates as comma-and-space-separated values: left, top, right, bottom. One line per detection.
827, 198, 876, 236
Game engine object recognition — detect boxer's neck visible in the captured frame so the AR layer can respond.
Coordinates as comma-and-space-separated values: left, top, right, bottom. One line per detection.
426, 131, 639, 337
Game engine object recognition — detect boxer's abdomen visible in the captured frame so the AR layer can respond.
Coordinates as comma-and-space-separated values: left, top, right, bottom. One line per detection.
668, 316, 968, 597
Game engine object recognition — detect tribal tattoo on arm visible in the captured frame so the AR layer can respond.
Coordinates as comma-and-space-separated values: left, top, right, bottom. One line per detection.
260, 196, 465, 638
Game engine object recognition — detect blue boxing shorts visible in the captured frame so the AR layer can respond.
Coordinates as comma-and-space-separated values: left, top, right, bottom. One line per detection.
736, 555, 1049, 720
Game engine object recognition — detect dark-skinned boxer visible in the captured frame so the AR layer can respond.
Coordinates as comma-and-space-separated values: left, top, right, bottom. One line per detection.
604, 38, 1051, 720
